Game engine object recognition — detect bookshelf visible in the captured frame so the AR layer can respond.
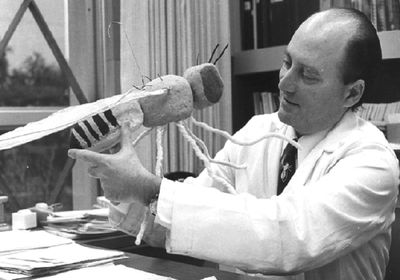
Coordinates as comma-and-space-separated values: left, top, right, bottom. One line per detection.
233, 46, 285, 75
231, 3, 400, 132
233, 30, 400, 74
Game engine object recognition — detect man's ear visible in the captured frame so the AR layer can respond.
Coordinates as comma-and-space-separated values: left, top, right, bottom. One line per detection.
344, 79, 365, 108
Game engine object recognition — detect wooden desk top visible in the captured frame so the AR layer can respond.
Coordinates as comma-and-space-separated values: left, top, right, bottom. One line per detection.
115, 253, 283, 280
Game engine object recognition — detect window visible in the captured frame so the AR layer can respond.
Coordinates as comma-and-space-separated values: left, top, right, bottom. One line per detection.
0, 0, 71, 222
0, 0, 120, 221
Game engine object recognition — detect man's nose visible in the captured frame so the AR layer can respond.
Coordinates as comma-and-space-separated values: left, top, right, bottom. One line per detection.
278, 68, 296, 93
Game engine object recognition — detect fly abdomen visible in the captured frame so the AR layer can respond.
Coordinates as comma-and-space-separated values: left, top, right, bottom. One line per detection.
83, 120, 100, 141
104, 109, 119, 127
70, 124, 92, 149
69, 97, 143, 152
70, 109, 120, 150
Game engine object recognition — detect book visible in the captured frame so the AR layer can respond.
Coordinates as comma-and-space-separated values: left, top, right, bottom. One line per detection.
376, 0, 387, 31
242, 0, 319, 49
241, 0, 255, 50
332, 0, 352, 8
387, 0, 400, 30
357, 101, 400, 125
256, 0, 270, 48
268, 0, 293, 46
252, 91, 279, 115
252, 91, 263, 115
370, 0, 378, 29
320, 0, 332, 11
261, 91, 279, 114
268, 0, 319, 47
351, 0, 362, 10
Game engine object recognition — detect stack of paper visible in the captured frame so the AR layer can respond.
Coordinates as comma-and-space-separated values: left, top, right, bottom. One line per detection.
0, 230, 73, 255
43, 208, 117, 239
0, 243, 125, 277
33, 264, 175, 280
0, 230, 125, 278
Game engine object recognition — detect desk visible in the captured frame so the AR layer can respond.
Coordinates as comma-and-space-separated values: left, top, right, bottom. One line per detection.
115, 252, 283, 280
77, 233, 280, 279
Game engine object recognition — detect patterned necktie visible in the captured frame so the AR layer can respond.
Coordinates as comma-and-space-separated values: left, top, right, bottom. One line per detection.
277, 140, 298, 195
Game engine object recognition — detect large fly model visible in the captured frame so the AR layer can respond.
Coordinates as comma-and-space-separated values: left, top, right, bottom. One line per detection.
0, 47, 299, 244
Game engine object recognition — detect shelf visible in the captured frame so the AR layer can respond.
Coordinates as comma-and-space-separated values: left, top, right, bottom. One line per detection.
232, 30, 400, 76
232, 45, 286, 75
378, 30, 400, 59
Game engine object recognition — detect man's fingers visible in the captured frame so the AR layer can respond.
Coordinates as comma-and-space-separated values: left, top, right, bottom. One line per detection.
68, 148, 108, 164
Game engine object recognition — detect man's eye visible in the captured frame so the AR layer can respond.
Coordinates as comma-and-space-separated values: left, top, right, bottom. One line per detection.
303, 73, 314, 79
282, 59, 291, 69
302, 74, 319, 83
301, 69, 319, 82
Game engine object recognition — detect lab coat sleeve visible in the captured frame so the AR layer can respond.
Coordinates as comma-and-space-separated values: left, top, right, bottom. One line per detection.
163, 142, 399, 274
107, 115, 271, 247
108, 201, 166, 248
107, 134, 240, 247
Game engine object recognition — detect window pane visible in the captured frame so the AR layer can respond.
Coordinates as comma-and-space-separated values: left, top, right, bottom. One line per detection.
0, 0, 69, 106
0, 129, 72, 223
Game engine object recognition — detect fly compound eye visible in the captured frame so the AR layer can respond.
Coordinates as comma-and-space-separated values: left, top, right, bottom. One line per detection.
183, 63, 223, 110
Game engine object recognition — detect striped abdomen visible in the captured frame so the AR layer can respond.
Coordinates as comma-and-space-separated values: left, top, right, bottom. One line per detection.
69, 98, 143, 151
70, 109, 120, 150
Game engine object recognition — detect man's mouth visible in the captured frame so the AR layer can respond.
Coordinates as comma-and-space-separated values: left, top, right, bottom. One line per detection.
282, 97, 297, 106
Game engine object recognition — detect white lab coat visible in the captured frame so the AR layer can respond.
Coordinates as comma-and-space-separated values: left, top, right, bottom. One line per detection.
110, 111, 399, 280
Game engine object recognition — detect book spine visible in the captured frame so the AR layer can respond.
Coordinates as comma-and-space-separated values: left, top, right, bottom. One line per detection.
388, 0, 400, 30
253, 91, 262, 115
351, 0, 362, 10
252, 0, 258, 48
319, 0, 332, 10
260, 91, 279, 114
268, 0, 292, 46
370, 0, 378, 30
256, 0, 270, 48
241, 0, 255, 50
376, 0, 387, 31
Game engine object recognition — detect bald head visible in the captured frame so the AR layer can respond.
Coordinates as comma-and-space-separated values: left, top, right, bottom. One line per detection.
301, 10, 356, 38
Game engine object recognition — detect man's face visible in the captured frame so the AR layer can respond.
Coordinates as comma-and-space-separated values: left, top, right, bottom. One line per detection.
277, 19, 352, 136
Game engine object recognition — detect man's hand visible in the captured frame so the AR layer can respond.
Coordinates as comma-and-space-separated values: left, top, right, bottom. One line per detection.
68, 122, 161, 205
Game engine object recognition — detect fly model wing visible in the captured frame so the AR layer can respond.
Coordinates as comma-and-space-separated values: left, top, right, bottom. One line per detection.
0, 88, 166, 151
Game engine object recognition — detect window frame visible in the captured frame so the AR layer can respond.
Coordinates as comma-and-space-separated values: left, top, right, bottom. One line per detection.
0, 0, 120, 210
67, 0, 120, 209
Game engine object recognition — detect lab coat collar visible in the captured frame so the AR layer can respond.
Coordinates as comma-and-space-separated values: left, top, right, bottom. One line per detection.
297, 129, 329, 166
317, 110, 358, 153
296, 110, 357, 162
284, 111, 357, 188
272, 112, 355, 167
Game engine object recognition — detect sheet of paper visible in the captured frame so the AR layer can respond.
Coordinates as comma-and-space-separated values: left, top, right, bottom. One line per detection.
35, 264, 175, 280
46, 208, 109, 223
0, 269, 25, 280
0, 230, 73, 255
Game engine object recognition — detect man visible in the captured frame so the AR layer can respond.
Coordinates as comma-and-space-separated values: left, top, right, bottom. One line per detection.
69, 8, 399, 280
